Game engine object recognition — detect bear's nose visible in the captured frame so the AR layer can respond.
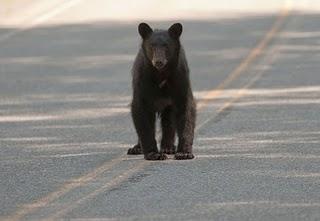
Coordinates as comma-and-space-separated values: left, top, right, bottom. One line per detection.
154, 61, 164, 69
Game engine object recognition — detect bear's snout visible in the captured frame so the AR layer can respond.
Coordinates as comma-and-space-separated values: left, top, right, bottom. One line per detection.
152, 48, 167, 70
153, 60, 166, 69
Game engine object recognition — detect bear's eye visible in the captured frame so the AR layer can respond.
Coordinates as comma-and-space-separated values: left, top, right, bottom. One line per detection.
151, 42, 168, 48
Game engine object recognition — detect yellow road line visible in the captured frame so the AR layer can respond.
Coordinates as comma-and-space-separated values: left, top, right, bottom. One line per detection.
3, 153, 128, 221
197, 8, 289, 110
3, 8, 289, 221
45, 161, 151, 221
196, 46, 279, 131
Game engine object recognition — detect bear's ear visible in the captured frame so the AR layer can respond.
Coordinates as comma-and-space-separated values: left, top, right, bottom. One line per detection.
168, 23, 183, 39
138, 23, 153, 39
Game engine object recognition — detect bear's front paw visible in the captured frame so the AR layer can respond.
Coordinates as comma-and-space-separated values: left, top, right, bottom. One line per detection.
161, 145, 176, 155
174, 152, 194, 160
127, 144, 142, 155
145, 152, 167, 160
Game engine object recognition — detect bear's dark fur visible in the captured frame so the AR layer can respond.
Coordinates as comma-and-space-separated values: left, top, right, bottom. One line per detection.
128, 23, 196, 160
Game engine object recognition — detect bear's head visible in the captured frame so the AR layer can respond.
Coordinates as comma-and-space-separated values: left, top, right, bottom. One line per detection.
138, 23, 182, 71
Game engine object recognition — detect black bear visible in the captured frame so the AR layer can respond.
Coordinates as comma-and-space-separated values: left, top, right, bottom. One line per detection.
128, 22, 196, 160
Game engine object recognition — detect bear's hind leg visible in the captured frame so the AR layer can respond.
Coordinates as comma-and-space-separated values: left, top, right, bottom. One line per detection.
175, 99, 196, 160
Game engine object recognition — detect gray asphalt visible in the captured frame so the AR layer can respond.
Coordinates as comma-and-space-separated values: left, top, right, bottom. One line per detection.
1, 11, 320, 221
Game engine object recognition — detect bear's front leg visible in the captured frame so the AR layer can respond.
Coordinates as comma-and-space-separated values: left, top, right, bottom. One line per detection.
131, 102, 167, 160
160, 106, 176, 154
175, 100, 196, 160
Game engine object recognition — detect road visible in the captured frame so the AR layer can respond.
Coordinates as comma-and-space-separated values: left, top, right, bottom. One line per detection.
1, 2, 320, 221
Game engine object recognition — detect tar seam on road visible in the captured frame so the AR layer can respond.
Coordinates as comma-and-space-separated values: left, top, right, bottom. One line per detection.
2, 7, 290, 221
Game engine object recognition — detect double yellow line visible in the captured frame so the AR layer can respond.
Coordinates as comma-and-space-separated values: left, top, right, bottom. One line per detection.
3, 8, 290, 221
197, 8, 289, 110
